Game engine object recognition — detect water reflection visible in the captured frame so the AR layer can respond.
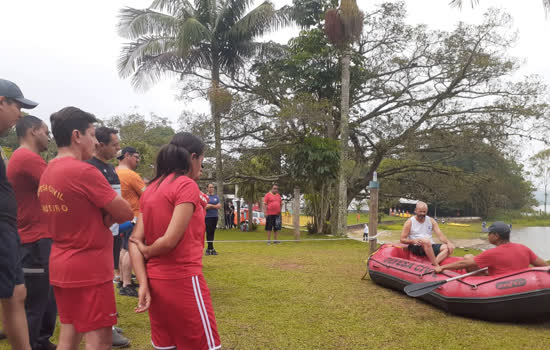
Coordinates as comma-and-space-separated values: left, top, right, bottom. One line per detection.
510, 227, 550, 260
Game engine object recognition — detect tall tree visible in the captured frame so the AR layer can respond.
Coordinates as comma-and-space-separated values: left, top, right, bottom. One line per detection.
450, 0, 550, 16
117, 0, 289, 219
530, 149, 550, 214
324, 0, 363, 236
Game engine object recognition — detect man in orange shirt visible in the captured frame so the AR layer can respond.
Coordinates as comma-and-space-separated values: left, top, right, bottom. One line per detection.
263, 184, 283, 244
116, 147, 145, 297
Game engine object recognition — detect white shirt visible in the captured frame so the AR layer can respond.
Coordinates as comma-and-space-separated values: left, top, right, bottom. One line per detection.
408, 216, 434, 243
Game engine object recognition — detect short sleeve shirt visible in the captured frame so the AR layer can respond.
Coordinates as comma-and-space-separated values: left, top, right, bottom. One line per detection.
205, 194, 220, 218
116, 168, 145, 217
474, 243, 538, 276
264, 192, 282, 216
7, 148, 49, 243
39, 157, 117, 287
0, 149, 17, 231
141, 174, 207, 279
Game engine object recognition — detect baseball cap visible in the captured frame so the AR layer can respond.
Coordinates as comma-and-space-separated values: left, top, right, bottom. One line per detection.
488, 221, 511, 238
0, 79, 38, 109
117, 146, 138, 160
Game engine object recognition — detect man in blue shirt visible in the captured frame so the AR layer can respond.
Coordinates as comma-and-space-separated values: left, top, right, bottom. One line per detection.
205, 183, 221, 255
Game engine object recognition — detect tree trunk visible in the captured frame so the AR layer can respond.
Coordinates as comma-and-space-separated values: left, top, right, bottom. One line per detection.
336, 49, 351, 236
293, 187, 301, 240
211, 62, 224, 228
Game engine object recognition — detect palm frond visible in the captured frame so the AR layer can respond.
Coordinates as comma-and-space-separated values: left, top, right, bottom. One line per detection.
449, 0, 479, 9
150, 0, 194, 16
195, 0, 215, 28
129, 52, 184, 91
118, 35, 178, 80
118, 7, 180, 39
214, 0, 255, 34
545, 0, 550, 17
176, 18, 212, 55
225, 1, 283, 43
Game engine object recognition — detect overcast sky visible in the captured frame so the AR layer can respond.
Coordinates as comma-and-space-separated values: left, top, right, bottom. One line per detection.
2, 0, 549, 130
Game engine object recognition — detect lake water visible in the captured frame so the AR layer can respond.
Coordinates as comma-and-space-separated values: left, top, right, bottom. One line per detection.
511, 226, 550, 260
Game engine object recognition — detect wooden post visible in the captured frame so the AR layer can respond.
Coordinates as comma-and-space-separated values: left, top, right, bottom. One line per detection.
368, 172, 380, 254
293, 187, 301, 240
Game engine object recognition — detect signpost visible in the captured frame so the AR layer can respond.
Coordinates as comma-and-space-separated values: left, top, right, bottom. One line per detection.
368, 172, 379, 254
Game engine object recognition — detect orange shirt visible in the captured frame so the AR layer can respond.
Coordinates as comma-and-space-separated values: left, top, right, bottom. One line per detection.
116, 168, 145, 217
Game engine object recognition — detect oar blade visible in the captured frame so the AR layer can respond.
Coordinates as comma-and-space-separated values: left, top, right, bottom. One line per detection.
404, 280, 446, 297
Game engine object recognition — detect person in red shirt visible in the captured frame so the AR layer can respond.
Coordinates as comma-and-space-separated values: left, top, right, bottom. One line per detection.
435, 222, 547, 275
129, 132, 221, 350
39, 107, 133, 349
263, 184, 282, 244
7, 115, 57, 350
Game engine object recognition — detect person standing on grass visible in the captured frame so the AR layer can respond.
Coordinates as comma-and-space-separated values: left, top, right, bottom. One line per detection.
0, 78, 38, 350
264, 184, 283, 244
116, 146, 146, 298
129, 132, 221, 350
205, 183, 221, 256
39, 107, 133, 350
86, 126, 131, 348
7, 115, 57, 350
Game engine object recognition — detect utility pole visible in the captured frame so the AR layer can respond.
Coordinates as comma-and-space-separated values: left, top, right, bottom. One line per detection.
293, 187, 301, 240
368, 172, 379, 254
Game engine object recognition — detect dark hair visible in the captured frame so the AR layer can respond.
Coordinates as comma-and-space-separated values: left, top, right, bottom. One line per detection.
95, 126, 118, 144
50, 107, 98, 147
150, 132, 205, 186
15, 115, 44, 138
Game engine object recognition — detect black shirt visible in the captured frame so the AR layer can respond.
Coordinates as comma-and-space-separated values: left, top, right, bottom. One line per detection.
87, 157, 120, 186
0, 156, 17, 231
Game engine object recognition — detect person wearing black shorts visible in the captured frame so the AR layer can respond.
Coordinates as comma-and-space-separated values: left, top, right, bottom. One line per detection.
0, 78, 38, 349
263, 185, 282, 244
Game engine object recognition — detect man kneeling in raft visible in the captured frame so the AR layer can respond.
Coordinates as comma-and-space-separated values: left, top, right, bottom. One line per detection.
400, 201, 455, 267
435, 222, 547, 275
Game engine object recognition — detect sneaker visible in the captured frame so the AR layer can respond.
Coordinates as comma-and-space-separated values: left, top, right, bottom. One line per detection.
205, 249, 211, 256
119, 285, 138, 297
117, 280, 123, 289
210, 249, 218, 256
0, 330, 5, 340
113, 326, 124, 334
113, 276, 121, 284
112, 328, 130, 348
38, 340, 57, 350
273, 241, 281, 244
266, 241, 271, 245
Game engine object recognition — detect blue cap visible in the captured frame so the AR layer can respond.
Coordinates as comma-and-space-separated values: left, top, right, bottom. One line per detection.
0, 79, 38, 109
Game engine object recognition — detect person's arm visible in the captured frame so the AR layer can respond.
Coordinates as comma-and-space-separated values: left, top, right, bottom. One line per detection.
532, 257, 549, 267
103, 196, 133, 224
432, 218, 455, 254
400, 220, 419, 245
131, 172, 146, 197
131, 202, 195, 259
435, 255, 479, 273
128, 214, 151, 312
263, 195, 268, 215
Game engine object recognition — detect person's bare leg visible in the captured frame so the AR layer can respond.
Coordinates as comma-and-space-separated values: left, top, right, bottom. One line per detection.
84, 327, 112, 350
1, 284, 31, 350
421, 241, 438, 266
274, 230, 279, 242
267, 230, 271, 243
121, 250, 132, 287
435, 244, 449, 265
57, 323, 83, 350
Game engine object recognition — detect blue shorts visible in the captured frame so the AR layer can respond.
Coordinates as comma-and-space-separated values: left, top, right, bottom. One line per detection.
0, 223, 25, 298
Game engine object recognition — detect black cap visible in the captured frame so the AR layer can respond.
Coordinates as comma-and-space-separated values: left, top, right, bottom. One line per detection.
488, 221, 511, 239
117, 146, 138, 160
0, 79, 38, 109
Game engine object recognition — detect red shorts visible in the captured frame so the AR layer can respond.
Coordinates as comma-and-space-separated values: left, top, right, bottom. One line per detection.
149, 275, 220, 350
54, 281, 117, 333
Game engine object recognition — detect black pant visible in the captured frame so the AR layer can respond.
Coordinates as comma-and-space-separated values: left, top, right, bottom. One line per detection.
205, 217, 218, 250
20, 238, 57, 350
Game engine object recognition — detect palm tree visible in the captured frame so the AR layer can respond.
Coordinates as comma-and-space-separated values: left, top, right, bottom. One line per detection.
324, 0, 363, 236
118, 0, 288, 218
450, 0, 550, 16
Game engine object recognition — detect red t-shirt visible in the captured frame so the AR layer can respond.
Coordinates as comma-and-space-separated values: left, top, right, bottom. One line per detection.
7, 148, 49, 243
474, 243, 538, 276
141, 174, 207, 279
38, 157, 117, 287
264, 192, 281, 216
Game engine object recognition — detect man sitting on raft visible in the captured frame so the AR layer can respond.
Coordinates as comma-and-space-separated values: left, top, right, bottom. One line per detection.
435, 222, 547, 275
400, 201, 455, 267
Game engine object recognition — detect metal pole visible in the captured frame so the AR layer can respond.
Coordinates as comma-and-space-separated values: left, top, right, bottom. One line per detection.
368, 172, 380, 254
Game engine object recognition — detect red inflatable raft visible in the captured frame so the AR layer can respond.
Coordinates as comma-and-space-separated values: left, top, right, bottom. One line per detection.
367, 244, 550, 321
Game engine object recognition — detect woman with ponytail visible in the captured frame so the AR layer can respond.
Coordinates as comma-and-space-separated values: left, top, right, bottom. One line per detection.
129, 132, 221, 350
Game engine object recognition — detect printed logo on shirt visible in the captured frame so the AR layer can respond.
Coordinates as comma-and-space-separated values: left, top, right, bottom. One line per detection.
38, 184, 69, 213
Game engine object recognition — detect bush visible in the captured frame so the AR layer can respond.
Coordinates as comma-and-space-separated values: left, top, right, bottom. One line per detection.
306, 222, 317, 234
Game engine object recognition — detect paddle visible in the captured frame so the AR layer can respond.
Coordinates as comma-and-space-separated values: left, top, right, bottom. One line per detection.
404, 267, 488, 297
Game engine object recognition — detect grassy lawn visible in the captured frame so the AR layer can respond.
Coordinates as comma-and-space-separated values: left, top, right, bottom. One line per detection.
346, 213, 406, 226
2, 228, 550, 349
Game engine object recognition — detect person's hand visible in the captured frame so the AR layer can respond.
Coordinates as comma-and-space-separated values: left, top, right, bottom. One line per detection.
135, 284, 151, 313
413, 239, 422, 246
447, 242, 455, 255
130, 237, 151, 260
103, 213, 115, 228
434, 266, 443, 274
